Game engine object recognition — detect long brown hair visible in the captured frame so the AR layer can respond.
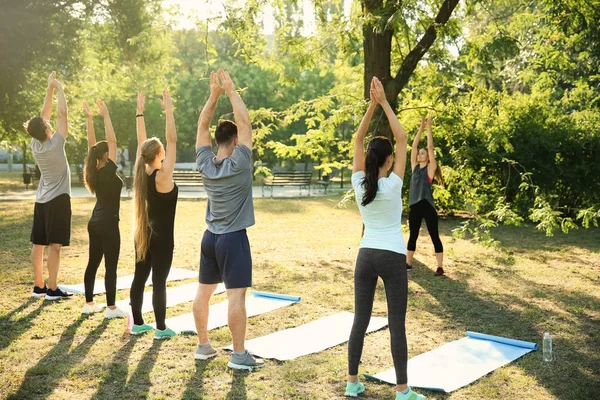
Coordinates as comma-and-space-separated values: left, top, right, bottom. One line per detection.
422, 147, 445, 187
84, 141, 109, 194
362, 137, 393, 206
133, 138, 163, 261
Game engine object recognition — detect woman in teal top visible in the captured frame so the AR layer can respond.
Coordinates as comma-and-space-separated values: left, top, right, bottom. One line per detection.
345, 77, 425, 400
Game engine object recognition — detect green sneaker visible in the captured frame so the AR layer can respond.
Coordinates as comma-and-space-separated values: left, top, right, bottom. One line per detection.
395, 387, 426, 400
345, 380, 365, 397
154, 327, 177, 340
131, 323, 153, 335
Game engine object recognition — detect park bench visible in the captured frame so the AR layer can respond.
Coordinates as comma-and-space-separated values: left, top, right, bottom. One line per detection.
262, 171, 312, 197
314, 175, 331, 194
172, 170, 203, 187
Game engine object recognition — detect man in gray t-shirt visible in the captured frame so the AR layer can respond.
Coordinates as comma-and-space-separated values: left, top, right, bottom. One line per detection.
192, 69, 263, 370
25, 71, 73, 300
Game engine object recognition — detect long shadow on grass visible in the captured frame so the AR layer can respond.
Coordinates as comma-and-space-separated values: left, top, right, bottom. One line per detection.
8, 316, 108, 399
181, 359, 212, 399
225, 370, 247, 400
0, 298, 48, 350
92, 338, 164, 400
406, 259, 600, 399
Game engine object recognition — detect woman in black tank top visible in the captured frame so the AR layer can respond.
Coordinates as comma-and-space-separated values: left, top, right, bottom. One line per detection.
407, 116, 445, 275
129, 90, 179, 339
81, 100, 128, 319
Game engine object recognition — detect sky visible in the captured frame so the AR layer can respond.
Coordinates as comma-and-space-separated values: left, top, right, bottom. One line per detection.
165, 0, 353, 35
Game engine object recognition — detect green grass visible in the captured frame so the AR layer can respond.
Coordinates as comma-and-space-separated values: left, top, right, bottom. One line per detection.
0, 197, 599, 399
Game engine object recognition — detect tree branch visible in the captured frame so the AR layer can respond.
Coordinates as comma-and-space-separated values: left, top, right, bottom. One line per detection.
389, 0, 460, 99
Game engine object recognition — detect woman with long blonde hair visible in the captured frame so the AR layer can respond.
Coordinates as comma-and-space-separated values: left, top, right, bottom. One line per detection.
129, 90, 179, 339
81, 100, 127, 319
407, 116, 445, 275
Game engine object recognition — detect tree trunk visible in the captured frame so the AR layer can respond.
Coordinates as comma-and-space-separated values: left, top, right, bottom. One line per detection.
21, 141, 27, 173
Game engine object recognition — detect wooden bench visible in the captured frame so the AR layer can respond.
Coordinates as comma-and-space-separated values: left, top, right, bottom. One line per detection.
262, 171, 312, 197
172, 170, 203, 187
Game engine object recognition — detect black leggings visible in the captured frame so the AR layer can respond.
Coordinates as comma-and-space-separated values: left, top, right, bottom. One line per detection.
130, 240, 173, 330
348, 248, 408, 384
407, 200, 444, 253
84, 219, 120, 306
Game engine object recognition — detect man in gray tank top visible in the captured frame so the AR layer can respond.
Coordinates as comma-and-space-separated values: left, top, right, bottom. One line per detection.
191, 69, 263, 370
25, 72, 73, 300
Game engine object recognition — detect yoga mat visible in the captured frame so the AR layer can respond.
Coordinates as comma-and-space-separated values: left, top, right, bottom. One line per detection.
154, 291, 300, 333
365, 332, 538, 392
100, 282, 226, 314
58, 267, 198, 295
224, 311, 388, 360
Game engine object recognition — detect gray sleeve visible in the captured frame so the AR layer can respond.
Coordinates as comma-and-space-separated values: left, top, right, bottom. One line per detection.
196, 145, 213, 173
230, 144, 252, 171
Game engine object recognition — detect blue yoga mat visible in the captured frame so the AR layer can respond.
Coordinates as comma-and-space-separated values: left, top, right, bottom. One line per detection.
252, 291, 301, 302
365, 332, 538, 392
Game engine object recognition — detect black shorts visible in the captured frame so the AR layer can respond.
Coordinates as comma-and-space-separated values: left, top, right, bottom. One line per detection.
199, 229, 252, 289
30, 193, 72, 246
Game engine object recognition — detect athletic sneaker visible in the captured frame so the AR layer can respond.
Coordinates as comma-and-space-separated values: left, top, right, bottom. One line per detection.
227, 350, 264, 371
32, 284, 47, 298
345, 380, 365, 397
154, 327, 177, 340
45, 288, 73, 300
195, 341, 218, 360
131, 323, 153, 335
406, 264, 412, 270
395, 387, 426, 400
82, 303, 104, 314
434, 267, 444, 276
105, 306, 128, 319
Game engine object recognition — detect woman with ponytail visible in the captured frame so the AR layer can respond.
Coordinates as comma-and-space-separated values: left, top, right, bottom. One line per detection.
129, 90, 179, 340
345, 77, 425, 400
407, 116, 445, 276
82, 100, 127, 319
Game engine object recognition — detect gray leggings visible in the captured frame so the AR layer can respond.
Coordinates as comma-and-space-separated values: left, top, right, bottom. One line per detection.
348, 248, 408, 384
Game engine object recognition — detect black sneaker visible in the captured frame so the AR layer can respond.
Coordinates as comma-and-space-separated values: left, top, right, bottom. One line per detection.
45, 288, 73, 300
406, 264, 412, 270
32, 284, 48, 298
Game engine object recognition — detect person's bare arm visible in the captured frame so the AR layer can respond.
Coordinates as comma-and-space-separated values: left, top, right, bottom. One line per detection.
55, 79, 68, 138
196, 71, 222, 150
83, 101, 95, 149
97, 100, 117, 162
353, 77, 378, 173
135, 92, 147, 160
219, 69, 252, 149
41, 71, 56, 121
411, 116, 425, 171
156, 90, 176, 192
373, 78, 407, 180
426, 116, 437, 178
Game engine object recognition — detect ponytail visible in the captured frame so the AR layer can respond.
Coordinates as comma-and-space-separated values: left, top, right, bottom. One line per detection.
361, 136, 393, 206
434, 164, 444, 187
133, 154, 150, 262
84, 146, 98, 194
133, 137, 162, 262
84, 141, 109, 194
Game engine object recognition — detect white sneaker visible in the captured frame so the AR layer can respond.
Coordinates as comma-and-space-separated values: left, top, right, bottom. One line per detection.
105, 306, 128, 319
82, 303, 104, 314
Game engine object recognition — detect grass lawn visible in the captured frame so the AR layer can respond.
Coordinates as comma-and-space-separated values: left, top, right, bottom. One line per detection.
0, 196, 599, 399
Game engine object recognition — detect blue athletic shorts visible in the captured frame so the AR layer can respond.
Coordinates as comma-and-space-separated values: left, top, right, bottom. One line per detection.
199, 229, 252, 289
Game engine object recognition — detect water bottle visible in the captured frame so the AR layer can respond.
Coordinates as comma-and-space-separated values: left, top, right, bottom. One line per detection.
543, 332, 552, 362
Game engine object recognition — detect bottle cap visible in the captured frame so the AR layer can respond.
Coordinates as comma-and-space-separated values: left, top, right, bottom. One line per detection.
544, 332, 550, 338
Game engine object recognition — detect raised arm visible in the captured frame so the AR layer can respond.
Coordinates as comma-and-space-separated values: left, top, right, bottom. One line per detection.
411, 116, 425, 171
158, 89, 177, 179
219, 69, 252, 149
135, 91, 147, 160
55, 79, 68, 138
41, 72, 56, 121
83, 101, 95, 149
426, 116, 437, 177
373, 78, 407, 180
196, 71, 222, 150
97, 100, 117, 162
353, 77, 378, 173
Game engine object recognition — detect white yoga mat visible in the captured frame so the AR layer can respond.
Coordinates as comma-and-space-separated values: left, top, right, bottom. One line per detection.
155, 291, 301, 333
58, 267, 198, 295
365, 332, 538, 392
224, 311, 388, 360
100, 282, 226, 314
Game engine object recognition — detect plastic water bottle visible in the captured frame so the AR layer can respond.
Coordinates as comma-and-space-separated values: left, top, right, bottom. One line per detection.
543, 332, 552, 362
